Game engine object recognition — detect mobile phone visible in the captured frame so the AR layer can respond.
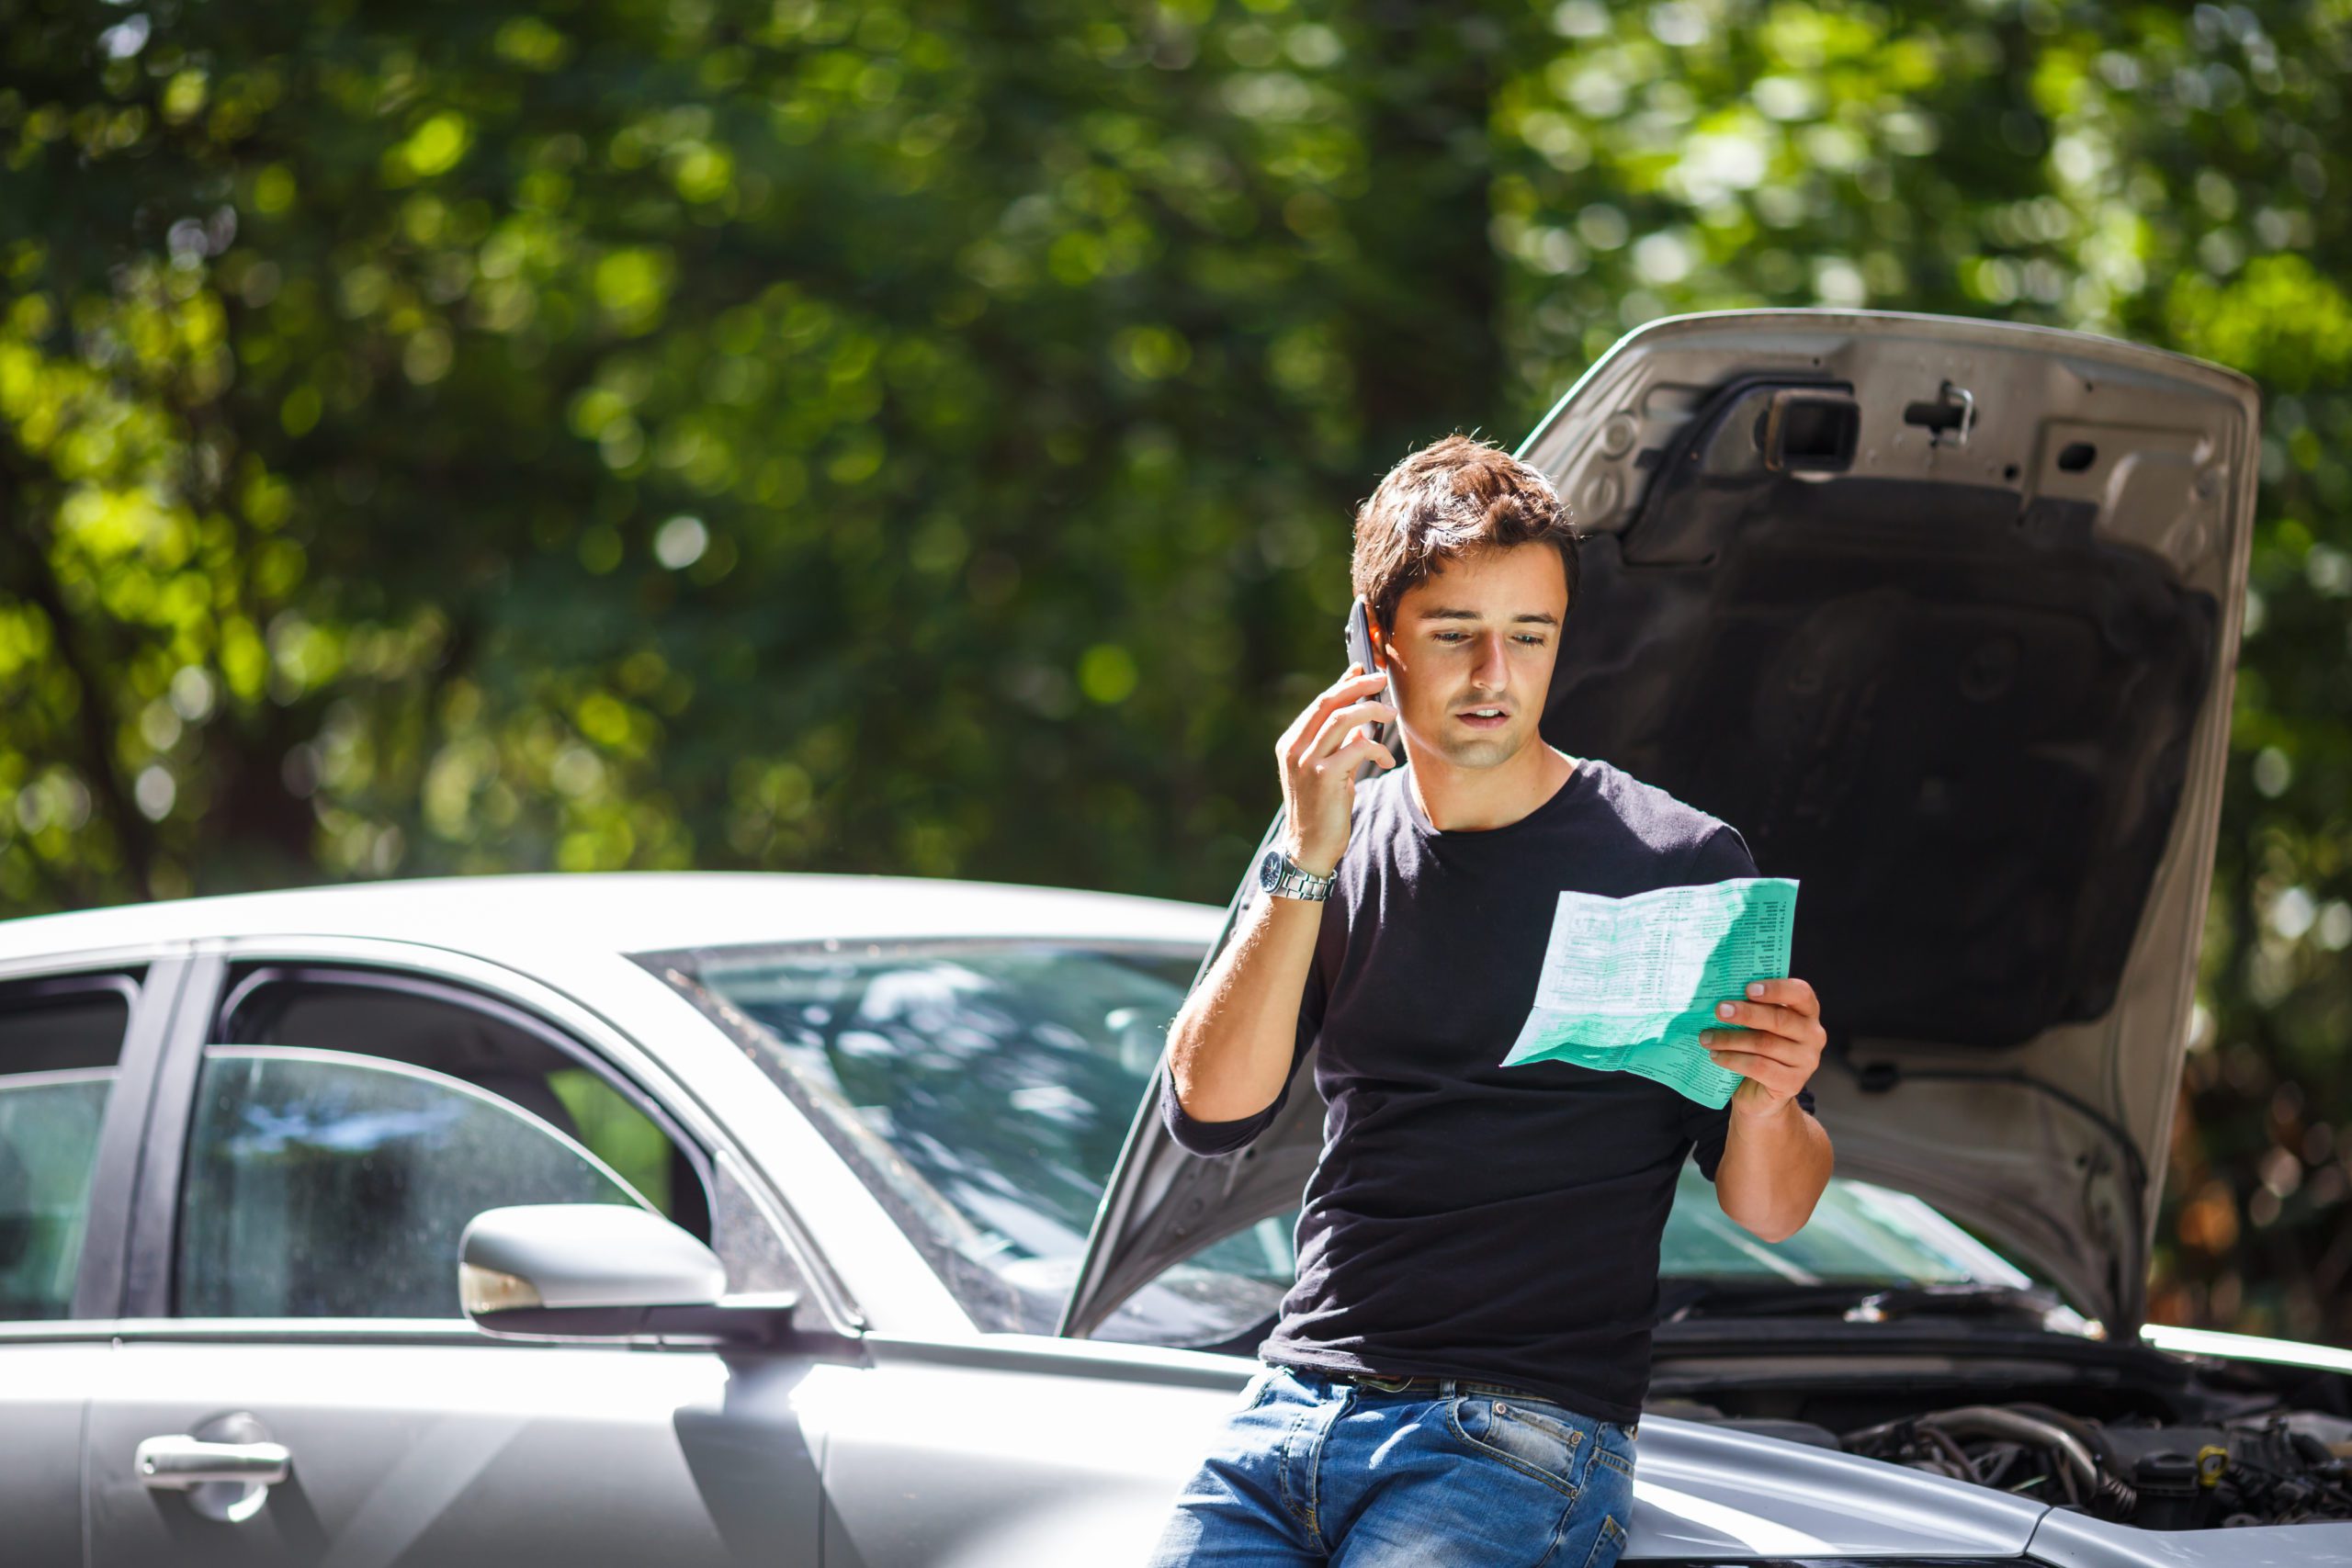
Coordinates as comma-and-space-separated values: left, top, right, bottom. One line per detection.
1344, 599, 1392, 753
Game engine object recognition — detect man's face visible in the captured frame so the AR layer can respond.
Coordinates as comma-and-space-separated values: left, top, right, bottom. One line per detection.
1374, 543, 1567, 772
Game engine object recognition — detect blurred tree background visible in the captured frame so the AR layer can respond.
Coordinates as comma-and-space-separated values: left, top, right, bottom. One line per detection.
2, 0, 2347, 1341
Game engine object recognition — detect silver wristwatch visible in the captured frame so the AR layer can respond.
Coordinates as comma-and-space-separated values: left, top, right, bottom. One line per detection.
1258, 846, 1338, 902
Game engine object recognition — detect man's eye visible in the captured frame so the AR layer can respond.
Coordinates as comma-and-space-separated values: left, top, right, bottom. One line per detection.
1435, 632, 1467, 643
1516, 636, 1545, 647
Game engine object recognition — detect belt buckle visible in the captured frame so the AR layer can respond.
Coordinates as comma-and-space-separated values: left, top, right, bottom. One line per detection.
1351, 1371, 1420, 1393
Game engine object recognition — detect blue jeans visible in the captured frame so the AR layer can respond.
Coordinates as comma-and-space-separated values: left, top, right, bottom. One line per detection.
1148, 1364, 1637, 1567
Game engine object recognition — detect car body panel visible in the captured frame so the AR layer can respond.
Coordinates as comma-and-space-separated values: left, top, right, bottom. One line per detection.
2027, 1509, 2352, 1567
807, 1337, 2050, 1565
1069, 308, 2260, 1340
79, 1333, 821, 1568
0, 1334, 110, 1563
804, 1339, 1249, 1568
0, 961, 175, 1560
0, 872, 1224, 975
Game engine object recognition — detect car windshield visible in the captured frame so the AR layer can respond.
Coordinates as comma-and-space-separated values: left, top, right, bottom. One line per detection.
660, 938, 2042, 1341
1659, 1165, 2030, 1286
664, 939, 1203, 1334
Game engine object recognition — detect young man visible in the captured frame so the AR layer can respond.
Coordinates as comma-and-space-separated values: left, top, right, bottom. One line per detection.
1146, 435, 1834, 1568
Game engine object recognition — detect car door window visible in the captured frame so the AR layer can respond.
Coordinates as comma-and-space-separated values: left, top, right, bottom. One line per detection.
217, 974, 707, 1235
0, 978, 134, 1321
176, 1048, 641, 1317
174, 967, 798, 1319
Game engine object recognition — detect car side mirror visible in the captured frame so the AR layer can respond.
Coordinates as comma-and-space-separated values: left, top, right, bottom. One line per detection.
458, 1203, 800, 1345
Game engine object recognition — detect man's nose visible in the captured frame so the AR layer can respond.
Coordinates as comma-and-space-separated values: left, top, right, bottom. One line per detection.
1472, 633, 1510, 689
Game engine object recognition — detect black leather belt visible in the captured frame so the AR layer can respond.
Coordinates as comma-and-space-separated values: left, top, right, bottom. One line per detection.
1337, 1371, 1533, 1398
1331, 1371, 1638, 1436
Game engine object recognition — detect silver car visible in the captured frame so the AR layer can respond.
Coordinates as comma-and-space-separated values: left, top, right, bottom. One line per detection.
6, 310, 2350, 1566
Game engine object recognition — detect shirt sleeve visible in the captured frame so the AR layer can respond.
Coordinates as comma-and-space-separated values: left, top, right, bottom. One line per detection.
1677, 822, 1822, 1180
1159, 886, 1329, 1158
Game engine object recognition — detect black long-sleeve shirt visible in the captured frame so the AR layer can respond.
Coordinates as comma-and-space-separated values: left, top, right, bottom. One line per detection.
1161, 756, 1820, 1426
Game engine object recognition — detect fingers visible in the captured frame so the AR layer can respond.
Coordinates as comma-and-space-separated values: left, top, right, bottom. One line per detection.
1707, 1049, 1807, 1100
1741, 977, 1818, 1017
1280, 669, 1363, 749
1710, 998, 1816, 1042
1702, 1047, 1780, 1077
1317, 735, 1397, 777
1280, 667, 1391, 753
1303, 698, 1397, 763
1700, 1032, 1806, 1071
1707, 981, 1824, 1098
1709, 998, 1791, 1036
1273, 665, 1396, 870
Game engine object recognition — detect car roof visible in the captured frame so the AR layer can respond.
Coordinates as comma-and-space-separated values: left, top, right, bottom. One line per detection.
0, 872, 1227, 968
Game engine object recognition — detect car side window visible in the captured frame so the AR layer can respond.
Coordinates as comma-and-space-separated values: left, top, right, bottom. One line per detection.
215, 975, 710, 1240
176, 1048, 653, 1316
0, 977, 135, 1321
175, 969, 796, 1320
177, 1049, 641, 1317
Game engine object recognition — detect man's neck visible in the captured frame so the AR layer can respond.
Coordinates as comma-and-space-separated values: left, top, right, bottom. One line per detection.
1407, 742, 1577, 832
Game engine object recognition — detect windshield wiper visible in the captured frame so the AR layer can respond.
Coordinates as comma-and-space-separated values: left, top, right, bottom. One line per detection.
1659, 1279, 2064, 1326
1839, 1282, 2070, 1324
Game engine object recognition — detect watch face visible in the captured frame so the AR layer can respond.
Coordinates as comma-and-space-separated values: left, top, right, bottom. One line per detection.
1258, 848, 1283, 891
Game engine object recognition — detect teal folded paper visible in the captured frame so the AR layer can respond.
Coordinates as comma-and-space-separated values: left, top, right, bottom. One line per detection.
1498, 876, 1800, 1108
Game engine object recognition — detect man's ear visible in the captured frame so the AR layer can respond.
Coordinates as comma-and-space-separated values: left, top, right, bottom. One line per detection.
1367, 615, 1388, 671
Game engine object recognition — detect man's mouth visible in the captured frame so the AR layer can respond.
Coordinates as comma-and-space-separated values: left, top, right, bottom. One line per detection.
1457, 706, 1510, 730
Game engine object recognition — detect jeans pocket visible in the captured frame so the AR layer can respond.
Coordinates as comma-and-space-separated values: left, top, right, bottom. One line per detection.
1232, 1366, 1280, 1413
1578, 1509, 1629, 1568
1447, 1395, 1585, 1498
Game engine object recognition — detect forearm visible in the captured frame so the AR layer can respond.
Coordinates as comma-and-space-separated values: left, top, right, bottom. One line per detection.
1715, 1097, 1833, 1243
1165, 889, 1322, 1123
1171, 658, 1388, 1128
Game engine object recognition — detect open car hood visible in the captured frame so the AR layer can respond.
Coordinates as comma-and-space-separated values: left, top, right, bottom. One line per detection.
1067, 310, 2258, 1341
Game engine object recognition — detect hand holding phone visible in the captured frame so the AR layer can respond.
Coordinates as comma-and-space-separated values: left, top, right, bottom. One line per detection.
1271, 601, 1397, 874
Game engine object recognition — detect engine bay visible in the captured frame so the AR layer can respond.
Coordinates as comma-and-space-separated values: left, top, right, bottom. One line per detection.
1650, 1325, 2352, 1529
1842, 1402, 2352, 1529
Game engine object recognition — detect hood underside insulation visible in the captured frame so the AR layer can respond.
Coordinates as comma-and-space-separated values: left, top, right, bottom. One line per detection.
1544, 393, 2217, 1049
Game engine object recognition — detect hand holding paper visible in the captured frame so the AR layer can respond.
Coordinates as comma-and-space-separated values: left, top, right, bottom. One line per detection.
1498, 877, 1800, 1108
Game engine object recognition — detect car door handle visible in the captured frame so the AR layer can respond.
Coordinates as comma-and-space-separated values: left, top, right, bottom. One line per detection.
134, 1435, 293, 1490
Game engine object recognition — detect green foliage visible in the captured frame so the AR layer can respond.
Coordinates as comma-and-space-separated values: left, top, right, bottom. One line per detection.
547, 1066, 674, 1218
4, 0, 2351, 1344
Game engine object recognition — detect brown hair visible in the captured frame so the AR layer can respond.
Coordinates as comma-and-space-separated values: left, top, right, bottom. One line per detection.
1350, 434, 1578, 636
